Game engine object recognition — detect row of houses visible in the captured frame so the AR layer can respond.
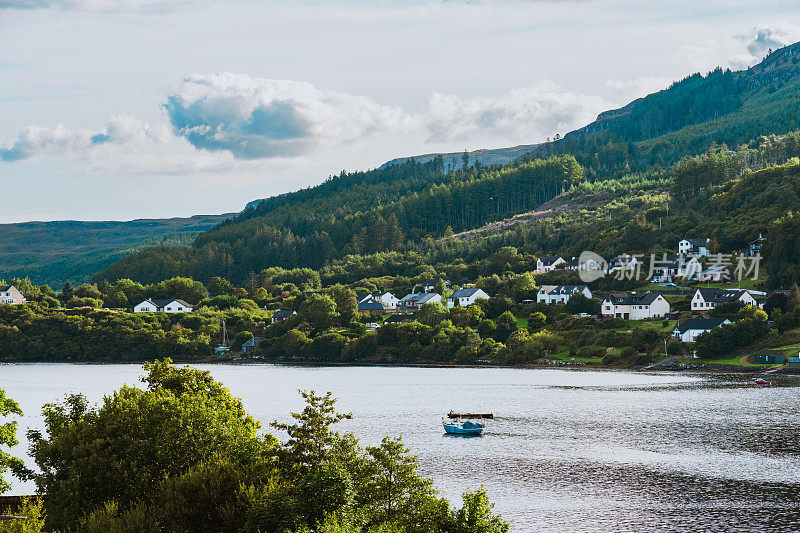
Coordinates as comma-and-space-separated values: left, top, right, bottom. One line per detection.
536, 284, 760, 341
536, 283, 765, 319
0, 288, 198, 313
357, 288, 490, 314
536, 238, 718, 279
536, 284, 671, 319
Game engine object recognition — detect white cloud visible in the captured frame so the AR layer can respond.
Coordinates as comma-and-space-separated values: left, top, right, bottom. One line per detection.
0, 0, 204, 11
164, 72, 414, 159
730, 23, 800, 68
0, 72, 676, 171
0, 114, 242, 174
424, 80, 608, 144
0, 114, 166, 161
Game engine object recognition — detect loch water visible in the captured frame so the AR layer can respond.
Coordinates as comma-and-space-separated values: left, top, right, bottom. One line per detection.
3, 364, 799, 532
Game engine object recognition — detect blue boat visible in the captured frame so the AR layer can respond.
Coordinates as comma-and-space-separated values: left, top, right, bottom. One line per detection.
443, 419, 485, 435
443, 412, 491, 435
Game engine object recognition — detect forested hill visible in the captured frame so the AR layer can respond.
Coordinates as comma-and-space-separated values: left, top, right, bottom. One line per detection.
96, 156, 584, 284
568, 42, 800, 141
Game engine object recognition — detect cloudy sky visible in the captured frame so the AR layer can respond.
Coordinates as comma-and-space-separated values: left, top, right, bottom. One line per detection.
2, 0, 800, 222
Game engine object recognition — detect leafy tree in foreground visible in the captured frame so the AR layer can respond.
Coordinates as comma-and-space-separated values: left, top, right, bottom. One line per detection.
0, 498, 45, 533
451, 489, 510, 533
271, 390, 353, 473
362, 436, 447, 530
0, 387, 23, 494
26, 359, 268, 530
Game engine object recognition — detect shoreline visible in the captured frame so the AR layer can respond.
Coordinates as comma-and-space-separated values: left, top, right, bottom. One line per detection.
4, 358, 800, 375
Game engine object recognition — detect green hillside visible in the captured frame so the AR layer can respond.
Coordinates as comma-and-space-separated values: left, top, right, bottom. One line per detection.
0, 215, 232, 286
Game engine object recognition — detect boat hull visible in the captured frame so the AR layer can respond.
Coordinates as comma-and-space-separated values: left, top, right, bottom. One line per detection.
443, 423, 484, 435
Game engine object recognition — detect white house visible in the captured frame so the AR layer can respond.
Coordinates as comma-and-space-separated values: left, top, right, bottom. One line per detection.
601, 292, 670, 320
446, 288, 489, 308
133, 298, 194, 313
678, 238, 710, 257
0, 285, 26, 305
536, 285, 593, 305
690, 288, 758, 312
536, 256, 565, 273
673, 318, 731, 343
360, 291, 399, 310
398, 292, 442, 310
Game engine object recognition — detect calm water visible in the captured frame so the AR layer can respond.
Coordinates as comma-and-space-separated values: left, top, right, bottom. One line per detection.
2, 364, 800, 532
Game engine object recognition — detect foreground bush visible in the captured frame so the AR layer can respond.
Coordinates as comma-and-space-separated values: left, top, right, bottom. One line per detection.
20, 360, 508, 532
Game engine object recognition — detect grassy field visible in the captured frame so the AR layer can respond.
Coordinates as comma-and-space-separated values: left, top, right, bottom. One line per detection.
694, 278, 764, 291
0, 214, 233, 286
698, 355, 779, 367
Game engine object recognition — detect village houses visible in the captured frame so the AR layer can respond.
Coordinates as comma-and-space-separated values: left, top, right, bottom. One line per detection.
356, 291, 399, 310
536, 285, 593, 305
446, 288, 489, 308
561, 257, 579, 270
678, 238, 711, 257
601, 292, 670, 320
536, 256, 565, 273
0, 285, 26, 305
271, 310, 297, 323
673, 318, 731, 343
607, 254, 641, 276
133, 298, 194, 313
690, 288, 759, 311
398, 292, 442, 310
242, 336, 263, 353
697, 264, 728, 282
414, 279, 451, 293
357, 301, 386, 314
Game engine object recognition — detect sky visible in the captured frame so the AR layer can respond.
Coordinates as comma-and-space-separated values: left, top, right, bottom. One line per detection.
2, 0, 800, 223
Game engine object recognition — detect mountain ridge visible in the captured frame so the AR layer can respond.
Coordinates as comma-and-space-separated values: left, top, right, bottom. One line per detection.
381, 42, 800, 169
